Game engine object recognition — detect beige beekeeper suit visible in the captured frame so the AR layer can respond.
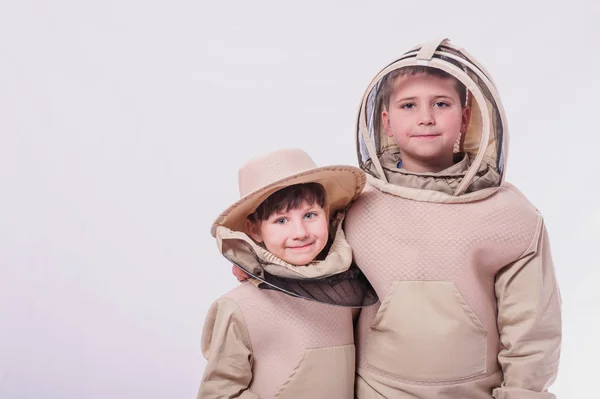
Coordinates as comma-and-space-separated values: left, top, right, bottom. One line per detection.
344, 39, 562, 398
197, 149, 375, 399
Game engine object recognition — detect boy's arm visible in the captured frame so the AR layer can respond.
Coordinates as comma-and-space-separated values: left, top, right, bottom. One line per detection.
197, 298, 259, 399
493, 217, 562, 399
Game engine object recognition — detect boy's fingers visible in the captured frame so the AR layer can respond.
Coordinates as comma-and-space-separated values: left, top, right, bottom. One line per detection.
231, 265, 250, 281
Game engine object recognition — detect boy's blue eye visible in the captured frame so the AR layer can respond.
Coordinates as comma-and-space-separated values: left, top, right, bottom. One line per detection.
434, 101, 450, 108
274, 217, 287, 224
304, 212, 317, 220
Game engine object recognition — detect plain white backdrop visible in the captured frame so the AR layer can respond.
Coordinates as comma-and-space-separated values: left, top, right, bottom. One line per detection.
0, 1, 598, 398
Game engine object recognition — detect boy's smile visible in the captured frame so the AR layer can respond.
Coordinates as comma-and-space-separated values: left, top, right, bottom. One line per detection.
288, 242, 315, 250
381, 73, 471, 173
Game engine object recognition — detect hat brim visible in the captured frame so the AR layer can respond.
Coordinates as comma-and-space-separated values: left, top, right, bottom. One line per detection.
210, 165, 366, 237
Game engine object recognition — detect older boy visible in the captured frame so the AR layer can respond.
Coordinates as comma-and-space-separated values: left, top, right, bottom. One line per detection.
346, 38, 561, 398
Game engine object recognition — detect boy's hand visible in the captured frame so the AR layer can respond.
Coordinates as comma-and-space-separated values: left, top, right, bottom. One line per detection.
232, 265, 250, 282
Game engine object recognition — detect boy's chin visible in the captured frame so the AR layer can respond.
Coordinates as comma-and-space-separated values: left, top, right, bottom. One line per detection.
286, 258, 313, 267
406, 149, 453, 162
281, 253, 317, 267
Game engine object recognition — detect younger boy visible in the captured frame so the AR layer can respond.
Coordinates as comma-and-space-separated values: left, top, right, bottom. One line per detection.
198, 148, 375, 399
345, 38, 562, 398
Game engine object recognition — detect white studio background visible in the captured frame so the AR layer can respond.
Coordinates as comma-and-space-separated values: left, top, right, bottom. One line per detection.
0, 1, 598, 398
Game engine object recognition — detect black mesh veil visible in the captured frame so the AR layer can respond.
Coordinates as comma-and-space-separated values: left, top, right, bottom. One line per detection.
221, 239, 378, 308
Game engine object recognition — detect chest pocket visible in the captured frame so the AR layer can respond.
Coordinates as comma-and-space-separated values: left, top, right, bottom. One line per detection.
276, 345, 355, 399
365, 280, 487, 382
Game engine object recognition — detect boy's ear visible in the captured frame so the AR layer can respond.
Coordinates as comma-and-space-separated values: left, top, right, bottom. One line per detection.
381, 109, 394, 137
461, 106, 471, 134
245, 219, 263, 243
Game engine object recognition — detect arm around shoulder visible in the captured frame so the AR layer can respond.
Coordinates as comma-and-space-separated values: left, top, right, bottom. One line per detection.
197, 297, 259, 399
493, 216, 562, 399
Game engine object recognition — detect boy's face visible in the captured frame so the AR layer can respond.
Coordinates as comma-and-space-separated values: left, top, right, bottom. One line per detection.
247, 201, 329, 266
381, 73, 470, 173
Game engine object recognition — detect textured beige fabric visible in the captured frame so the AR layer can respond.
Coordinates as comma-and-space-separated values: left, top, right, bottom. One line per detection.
345, 183, 561, 398
198, 282, 355, 398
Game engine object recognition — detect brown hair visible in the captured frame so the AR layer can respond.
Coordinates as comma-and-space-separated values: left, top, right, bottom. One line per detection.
247, 182, 327, 223
379, 66, 467, 110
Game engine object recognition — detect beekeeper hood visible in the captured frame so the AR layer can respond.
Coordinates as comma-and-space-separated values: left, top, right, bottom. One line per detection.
357, 38, 508, 202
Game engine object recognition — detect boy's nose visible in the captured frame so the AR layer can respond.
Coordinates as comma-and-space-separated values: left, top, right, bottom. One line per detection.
418, 109, 435, 125
292, 221, 309, 238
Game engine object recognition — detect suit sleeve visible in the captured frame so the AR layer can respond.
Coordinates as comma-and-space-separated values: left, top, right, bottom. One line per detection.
197, 298, 260, 399
493, 217, 562, 399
